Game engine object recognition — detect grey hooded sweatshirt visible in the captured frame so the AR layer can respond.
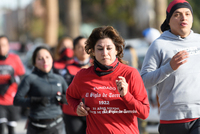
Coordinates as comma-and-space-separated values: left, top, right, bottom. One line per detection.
140, 30, 200, 120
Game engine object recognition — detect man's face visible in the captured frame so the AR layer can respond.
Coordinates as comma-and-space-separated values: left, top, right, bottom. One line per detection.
0, 37, 9, 56
169, 8, 193, 38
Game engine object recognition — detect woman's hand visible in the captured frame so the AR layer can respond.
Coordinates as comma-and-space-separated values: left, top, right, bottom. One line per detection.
116, 76, 128, 97
76, 102, 90, 116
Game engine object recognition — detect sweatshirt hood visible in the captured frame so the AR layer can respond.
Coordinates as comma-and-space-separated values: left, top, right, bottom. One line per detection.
160, 30, 194, 41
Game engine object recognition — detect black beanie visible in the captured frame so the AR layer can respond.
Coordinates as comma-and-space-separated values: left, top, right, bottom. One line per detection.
160, 0, 193, 32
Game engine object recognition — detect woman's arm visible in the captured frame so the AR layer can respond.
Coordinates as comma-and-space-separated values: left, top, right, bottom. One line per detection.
66, 73, 86, 115
120, 70, 150, 120
13, 75, 31, 107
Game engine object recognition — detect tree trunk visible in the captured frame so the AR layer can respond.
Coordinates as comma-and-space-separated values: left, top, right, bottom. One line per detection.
155, 0, 167, 32
44, 0, 59, 47
65, 0, 81, 38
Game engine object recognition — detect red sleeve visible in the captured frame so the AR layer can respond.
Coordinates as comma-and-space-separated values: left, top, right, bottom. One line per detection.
121, 69, 150, 120
66, 72, 82, 113
13, 54, 25, 76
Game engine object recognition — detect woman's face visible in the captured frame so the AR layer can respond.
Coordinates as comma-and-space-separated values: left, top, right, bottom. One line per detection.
59, 39, 73, 52
93, 38, 117, 66
35, 49, 53, 73
74, 38, 90, 61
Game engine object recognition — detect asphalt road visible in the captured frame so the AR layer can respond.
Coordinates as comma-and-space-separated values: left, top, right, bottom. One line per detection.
16, 118, 27, 134
4, 118, 27, 134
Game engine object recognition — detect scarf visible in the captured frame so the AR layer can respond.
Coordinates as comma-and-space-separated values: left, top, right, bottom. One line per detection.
73, 57, 91, 67
0, 55, 7, 60
94, 58, 119, 76
59, 48, 74, 61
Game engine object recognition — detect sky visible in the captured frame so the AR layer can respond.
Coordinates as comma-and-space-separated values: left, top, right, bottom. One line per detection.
0, 0, 32, 10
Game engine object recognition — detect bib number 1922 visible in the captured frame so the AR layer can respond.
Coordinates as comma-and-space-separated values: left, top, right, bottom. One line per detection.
99, 101, 109, 105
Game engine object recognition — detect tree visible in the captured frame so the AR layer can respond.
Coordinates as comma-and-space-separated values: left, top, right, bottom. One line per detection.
155, 0, 167, 32
43, 0, 59, 47
81, 0, 136, 38
65, 0, 81, 38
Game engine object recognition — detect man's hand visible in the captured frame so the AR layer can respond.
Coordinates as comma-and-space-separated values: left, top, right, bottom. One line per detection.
170, 50, 189, 70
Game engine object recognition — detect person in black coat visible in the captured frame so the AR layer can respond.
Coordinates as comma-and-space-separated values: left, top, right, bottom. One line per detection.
14, 46, 68, 134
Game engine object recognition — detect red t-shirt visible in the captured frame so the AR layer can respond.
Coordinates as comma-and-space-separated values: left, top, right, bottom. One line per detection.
66, 62, 149, 134
0, 53, 25, 105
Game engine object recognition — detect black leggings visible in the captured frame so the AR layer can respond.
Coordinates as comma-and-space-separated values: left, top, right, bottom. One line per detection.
159, 118, 200, 134
63, 114, 86, 134
0, 105, 20, 121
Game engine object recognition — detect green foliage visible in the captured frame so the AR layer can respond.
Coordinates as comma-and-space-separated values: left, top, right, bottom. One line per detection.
187, 0, 200, 33
29, 18, 44, 39
58, 22, 65, 39
82, 0, 135, 26
192, 14, 200, 33
105, 0, 135, 25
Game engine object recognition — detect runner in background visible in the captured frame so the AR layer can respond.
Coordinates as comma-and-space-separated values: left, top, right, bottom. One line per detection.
62, 36, 91, 134
53, 37, 74, 74
0, 35, 25, 134
123, 45, 138, 69
14, 46, 68, 134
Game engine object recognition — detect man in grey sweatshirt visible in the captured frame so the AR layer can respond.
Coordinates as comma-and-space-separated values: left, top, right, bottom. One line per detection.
140, 0, 200, 134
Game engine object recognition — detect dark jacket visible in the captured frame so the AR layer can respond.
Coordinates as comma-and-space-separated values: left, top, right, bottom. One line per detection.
14, 67, 68, 119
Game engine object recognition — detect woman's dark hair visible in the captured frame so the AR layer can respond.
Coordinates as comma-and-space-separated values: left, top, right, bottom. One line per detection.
73, 36, 85, 49
0, 35, 8, 40
85, 26, 125, 64
32, 46, 52, 65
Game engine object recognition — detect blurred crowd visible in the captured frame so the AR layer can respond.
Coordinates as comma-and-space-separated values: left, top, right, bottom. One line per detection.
1, 0, 200, 134
0, 27, 161, 134
0, 34, 92, 134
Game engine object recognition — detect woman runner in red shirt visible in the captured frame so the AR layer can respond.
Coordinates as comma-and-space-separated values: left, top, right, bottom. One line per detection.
66, 26, 150, 134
